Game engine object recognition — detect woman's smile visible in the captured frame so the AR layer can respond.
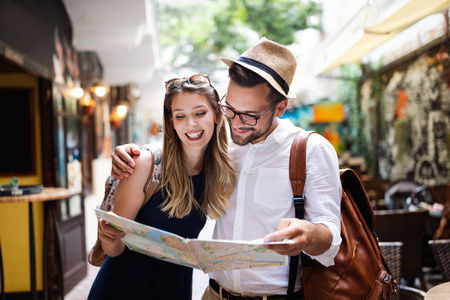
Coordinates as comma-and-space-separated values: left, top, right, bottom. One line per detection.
186, 130, 204, 140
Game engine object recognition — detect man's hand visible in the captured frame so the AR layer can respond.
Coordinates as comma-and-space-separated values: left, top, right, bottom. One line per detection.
111, 143, 142, 179
263, 218, 332, 257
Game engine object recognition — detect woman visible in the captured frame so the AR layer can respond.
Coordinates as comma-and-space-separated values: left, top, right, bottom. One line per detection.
88, 74, 236, 300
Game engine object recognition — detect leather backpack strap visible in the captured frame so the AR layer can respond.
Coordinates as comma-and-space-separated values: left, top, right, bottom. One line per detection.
289, 130, 315, 212
288, 130, 316, 298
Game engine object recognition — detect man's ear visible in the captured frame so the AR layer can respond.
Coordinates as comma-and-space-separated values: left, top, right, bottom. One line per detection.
275, 99, 288, 117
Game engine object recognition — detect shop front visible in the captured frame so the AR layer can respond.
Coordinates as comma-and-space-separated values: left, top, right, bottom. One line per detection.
0, 1, 102, 298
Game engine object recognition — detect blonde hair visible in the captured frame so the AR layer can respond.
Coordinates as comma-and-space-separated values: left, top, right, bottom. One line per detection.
160, 81, 236, 219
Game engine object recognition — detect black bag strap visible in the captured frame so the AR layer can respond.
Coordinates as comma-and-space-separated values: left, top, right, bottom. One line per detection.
287, 130, 316, 299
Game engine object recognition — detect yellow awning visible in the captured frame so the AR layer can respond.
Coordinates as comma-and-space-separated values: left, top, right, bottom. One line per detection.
318, 0, 450, 73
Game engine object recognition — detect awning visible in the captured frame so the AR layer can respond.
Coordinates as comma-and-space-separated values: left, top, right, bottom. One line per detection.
313, 0, 450, 74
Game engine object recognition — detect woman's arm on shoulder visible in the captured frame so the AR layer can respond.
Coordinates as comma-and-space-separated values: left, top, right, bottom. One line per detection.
113, 149, 155, 219
102, 150, 155, 257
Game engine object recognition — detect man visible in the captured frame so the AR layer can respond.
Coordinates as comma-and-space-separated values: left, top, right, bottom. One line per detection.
111, 38, 342, 299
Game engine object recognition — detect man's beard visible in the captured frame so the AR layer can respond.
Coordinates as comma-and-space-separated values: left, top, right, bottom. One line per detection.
227, 114, 274, 146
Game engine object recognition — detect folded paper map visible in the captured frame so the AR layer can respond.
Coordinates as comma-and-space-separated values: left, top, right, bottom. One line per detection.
95, 209, 291, 273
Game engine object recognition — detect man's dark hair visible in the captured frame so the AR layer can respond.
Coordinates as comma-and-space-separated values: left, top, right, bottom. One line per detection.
229, 63, 284, 104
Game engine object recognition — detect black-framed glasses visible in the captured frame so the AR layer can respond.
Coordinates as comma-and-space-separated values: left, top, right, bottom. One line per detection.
218, 94, 278, 126
164, 74, 211, 91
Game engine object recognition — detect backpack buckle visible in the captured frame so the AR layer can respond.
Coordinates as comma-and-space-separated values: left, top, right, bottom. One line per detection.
293, 195, 304, 219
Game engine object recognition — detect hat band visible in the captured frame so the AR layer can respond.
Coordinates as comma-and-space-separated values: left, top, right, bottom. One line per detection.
237, 56, 289, 95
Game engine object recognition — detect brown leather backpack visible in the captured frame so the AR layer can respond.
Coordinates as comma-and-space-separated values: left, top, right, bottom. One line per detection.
288, 130, 397, 300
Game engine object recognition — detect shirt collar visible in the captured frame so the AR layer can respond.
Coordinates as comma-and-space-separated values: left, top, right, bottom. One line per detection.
229, 118, 295, 151
253, 118, 292, 146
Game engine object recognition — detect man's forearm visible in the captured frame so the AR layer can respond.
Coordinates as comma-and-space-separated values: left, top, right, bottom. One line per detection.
303, 223, 333, 256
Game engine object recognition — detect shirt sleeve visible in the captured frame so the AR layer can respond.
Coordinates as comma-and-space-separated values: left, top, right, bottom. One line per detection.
302, 133, 342, 267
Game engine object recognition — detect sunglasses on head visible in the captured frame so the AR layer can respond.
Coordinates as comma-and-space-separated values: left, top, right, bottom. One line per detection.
164, 74, 211, 91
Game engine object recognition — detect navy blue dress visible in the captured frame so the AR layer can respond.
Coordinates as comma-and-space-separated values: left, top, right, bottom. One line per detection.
88, 172, 206, 300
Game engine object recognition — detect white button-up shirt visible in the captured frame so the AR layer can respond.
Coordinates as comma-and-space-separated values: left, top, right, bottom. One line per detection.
210, 119, 342, 295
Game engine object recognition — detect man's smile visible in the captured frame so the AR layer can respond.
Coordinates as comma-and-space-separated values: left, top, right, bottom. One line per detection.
232, 126, 253, 135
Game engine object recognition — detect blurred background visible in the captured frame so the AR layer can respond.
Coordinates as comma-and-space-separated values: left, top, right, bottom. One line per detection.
0, 0, 449, 299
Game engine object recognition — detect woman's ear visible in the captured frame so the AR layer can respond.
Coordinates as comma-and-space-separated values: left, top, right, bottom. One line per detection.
214, 109, 220, 124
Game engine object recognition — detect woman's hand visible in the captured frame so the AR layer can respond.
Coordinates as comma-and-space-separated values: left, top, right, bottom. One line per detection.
97, 219, 126, 257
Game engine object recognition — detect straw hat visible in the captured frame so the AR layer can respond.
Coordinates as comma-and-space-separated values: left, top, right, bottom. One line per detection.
221, 37, 297, 99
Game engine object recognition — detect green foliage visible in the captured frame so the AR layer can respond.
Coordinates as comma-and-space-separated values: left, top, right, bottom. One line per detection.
366, 61, 383, 176
157, 1, 222, 70
239, 0, 321, 46
211, 0, 250, 54
337, 64, 367, 157
157, 0, 322, 70
0, 176, 19, 188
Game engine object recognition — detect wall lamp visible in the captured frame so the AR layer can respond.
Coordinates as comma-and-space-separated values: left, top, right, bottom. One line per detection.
64, 87, 84, 99
110, 104, 128, 129
91, 82, 110, 98
81, 94, 96, 116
